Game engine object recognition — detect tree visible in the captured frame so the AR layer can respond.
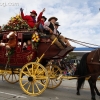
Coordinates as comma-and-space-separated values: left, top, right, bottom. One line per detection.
64, 52, 77, 62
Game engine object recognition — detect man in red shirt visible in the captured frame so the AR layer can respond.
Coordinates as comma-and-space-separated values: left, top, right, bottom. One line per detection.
20, 8, 46, 28
20, 8, 38, 28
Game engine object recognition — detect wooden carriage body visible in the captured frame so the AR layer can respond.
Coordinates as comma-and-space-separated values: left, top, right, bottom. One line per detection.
0, 31, 37, 68
0, 31, 74, 68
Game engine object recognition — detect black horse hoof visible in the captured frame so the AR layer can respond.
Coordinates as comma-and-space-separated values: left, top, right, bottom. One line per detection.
91, 97, 96, 100
97, 93, 100, 96
76, 92, 80, 95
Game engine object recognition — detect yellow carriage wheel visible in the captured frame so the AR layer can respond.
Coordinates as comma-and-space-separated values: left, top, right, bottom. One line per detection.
19, 62, 49, 96
3, 68, 19, 84
42, 64, 62, 89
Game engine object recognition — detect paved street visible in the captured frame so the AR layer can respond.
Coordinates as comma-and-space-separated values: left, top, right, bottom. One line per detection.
0, 76, 100, 100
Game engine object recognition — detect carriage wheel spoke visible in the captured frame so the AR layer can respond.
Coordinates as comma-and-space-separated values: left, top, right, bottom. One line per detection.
25, 66, 31, 76
37, 70, 44, 76
36, 80, 45, 87
12, 74, 13, 81
31, 82, 34, 94
14, 74, 17, 80
35, 83, 41, 92
35, 65, 39, 74
51, 80, 53, 86
22, 81, 29, 87
22, 71, 29, 77
14, 74, 17, 81
7, 74, 11, 80
36, 76, 47, 80
32, 64, 33, 75
21, 78, 28, 80
27, 82, 31, 91
53, 79, 57, 84
54, 69, 59, 75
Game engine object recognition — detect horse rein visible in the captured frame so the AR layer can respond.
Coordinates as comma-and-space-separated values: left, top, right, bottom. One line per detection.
65, 37, 99, 49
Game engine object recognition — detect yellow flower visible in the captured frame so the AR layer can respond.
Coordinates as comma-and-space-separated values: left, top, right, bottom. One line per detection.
31, 32, 40, 42
36, 36, 38, 38
34, 38, 36, 41
16, 14, 20, 18
32, 35, 35, 38
36, 40, 38, 42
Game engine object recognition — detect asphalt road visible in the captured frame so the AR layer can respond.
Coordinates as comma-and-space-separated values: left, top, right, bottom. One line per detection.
0, 76, 100, 100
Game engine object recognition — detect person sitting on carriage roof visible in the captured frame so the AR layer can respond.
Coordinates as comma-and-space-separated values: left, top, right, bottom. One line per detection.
20, 8, 37, 28
43, 17, 66, 50
37, 8, 47, 32
54, 22, 74, 48
20, 8, 45, 28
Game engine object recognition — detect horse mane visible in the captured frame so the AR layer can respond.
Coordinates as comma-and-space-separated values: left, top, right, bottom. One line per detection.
75, 53, 89, 76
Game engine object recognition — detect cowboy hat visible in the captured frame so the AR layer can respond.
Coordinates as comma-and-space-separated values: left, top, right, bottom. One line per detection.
30, 10, 37, 16
55, 22, 60, 26
48, 17, 58, 21
42, 16, 47, 21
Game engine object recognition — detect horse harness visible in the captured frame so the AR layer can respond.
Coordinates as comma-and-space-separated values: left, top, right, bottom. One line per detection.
88, 48, 100, 65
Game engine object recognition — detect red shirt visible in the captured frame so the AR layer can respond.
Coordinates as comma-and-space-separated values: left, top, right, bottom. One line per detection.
37, 12, 44, 25
21, 12, 37, 28
27, 45, 32, 51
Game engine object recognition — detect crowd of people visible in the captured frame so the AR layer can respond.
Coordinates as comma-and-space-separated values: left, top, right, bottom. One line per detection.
50, 59, 77, 76
20, 8, 74, 50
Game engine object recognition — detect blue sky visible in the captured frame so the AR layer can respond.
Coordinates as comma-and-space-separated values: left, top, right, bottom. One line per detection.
0, 0, 100, 47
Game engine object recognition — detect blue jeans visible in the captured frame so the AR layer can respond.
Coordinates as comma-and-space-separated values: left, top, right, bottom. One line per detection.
39, 24, 44, 32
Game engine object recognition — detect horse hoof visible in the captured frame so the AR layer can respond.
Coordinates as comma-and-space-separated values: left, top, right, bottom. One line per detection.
97, 93, 100, 96
76, 92, 80, 95
91, 98, 96, 100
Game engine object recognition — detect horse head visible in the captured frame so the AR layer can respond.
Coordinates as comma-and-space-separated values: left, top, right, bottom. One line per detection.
6, 31, 17, 49
7, 31, 17, 40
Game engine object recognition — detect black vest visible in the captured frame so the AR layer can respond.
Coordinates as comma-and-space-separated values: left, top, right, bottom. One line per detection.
44, 22, 54, 34
49, 22, 54, 31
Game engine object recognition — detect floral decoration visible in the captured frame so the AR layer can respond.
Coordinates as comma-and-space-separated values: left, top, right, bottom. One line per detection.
31, 31, 40, 49
2, 14, 36, 31
31, 31, 40, 42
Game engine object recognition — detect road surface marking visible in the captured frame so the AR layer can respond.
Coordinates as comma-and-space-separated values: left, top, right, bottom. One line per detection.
0, 91, 27, 98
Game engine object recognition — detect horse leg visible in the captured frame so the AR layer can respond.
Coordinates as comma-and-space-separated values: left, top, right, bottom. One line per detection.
88, 78, 96, 100
94, 78, 100, 96
94, 83, 100, 96
76, 78, 85, 95
77, 86, 80, 95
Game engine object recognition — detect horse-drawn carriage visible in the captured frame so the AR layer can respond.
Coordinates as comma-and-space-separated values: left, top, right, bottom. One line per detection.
0, 30, 74, 96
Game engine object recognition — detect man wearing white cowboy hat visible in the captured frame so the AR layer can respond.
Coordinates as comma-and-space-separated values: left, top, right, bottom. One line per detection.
44, 17, 65, 49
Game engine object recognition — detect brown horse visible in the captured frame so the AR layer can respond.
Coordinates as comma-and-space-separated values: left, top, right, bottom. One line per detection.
75, 48, 100, 100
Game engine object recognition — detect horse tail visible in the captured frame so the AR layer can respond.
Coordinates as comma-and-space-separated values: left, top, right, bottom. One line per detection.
76, 77, 85, 95
75, 53, 89, 76
75, 53, 89, 94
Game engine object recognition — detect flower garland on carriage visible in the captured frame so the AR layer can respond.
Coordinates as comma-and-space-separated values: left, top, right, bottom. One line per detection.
1, 14, 37, 31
